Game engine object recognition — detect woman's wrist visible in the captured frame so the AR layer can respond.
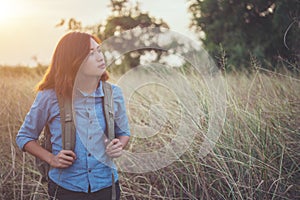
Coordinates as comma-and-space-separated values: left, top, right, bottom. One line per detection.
46, 152, 55, 166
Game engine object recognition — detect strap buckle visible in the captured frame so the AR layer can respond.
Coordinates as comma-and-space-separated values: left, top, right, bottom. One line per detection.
65, 113, 72, 122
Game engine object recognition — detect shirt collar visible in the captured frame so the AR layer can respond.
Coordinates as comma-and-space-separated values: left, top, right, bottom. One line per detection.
75, 81, 104, 98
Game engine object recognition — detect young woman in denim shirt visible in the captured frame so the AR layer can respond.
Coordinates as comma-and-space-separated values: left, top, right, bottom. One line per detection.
16, 32, 130, 200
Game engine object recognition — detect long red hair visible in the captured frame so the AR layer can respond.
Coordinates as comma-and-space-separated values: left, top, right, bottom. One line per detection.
36, 32, 109, 96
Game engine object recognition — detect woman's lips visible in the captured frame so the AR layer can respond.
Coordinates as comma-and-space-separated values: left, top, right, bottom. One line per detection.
98, 64, 106, 69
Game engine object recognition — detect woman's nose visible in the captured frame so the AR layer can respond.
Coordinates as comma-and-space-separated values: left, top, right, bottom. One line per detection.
96, 52, 104, 61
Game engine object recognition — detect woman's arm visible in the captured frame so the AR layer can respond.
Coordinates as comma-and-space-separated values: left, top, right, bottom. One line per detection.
17, 90, 76, 168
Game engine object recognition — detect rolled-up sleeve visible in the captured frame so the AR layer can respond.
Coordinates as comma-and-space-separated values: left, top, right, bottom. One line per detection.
16, 91, 51, 151
112, 86, 130, 137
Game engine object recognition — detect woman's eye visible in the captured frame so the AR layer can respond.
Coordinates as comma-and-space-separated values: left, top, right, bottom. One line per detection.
89, 46, 101, 56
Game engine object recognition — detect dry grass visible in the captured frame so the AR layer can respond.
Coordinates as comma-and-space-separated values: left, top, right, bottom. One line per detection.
0, 66, 299, 199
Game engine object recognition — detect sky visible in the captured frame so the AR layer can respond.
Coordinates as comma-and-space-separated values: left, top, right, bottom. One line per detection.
0, 0, 198, 66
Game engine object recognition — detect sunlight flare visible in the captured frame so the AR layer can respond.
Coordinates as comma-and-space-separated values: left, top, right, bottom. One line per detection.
0, 0, 22, 23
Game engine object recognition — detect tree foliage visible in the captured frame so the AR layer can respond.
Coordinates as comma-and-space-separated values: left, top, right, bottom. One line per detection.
188, 0, 300, 70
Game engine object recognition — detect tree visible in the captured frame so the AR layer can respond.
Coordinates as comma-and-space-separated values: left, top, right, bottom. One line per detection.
188, 0, 300, 70
58, 0, 169, 73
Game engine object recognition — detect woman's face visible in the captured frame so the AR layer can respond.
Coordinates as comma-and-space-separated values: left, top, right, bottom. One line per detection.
79, 38, 106, 77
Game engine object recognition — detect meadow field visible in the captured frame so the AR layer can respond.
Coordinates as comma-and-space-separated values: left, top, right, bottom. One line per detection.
0, 66, 299, 200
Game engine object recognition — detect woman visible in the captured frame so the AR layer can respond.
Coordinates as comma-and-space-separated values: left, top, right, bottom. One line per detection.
16, 32, 130, 200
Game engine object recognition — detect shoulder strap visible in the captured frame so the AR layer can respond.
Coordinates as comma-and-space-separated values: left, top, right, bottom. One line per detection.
102, 81, 115, 141
102, 81, 116, 200
57, 94, 76, 151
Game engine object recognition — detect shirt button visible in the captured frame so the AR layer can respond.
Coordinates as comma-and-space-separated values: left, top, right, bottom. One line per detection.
90, 120, 92, 124
88, 153, 91, 157
88, 169, 92, 173
88, 107, 92, 111
89, 136, 92, 140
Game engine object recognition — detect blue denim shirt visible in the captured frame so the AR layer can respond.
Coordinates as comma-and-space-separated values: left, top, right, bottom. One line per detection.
16, 81, 130, 192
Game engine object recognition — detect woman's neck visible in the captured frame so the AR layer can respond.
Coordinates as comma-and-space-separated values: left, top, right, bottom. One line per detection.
76, 75, 100, 94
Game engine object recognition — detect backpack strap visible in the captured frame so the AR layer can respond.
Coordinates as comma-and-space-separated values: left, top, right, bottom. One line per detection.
102, 81, 116, 200
102, 81, 115, 141
57, 94, 76, 151
36, 94, 76, 182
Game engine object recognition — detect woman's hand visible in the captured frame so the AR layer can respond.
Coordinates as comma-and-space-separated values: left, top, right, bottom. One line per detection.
105, 138, 123, 158
49, 150, 76, 168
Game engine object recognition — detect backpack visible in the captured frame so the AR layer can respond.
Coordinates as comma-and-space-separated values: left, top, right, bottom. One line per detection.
36, 81, 116, 199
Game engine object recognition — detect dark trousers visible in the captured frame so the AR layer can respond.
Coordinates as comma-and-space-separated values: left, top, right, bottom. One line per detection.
48, 178, 120, 200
